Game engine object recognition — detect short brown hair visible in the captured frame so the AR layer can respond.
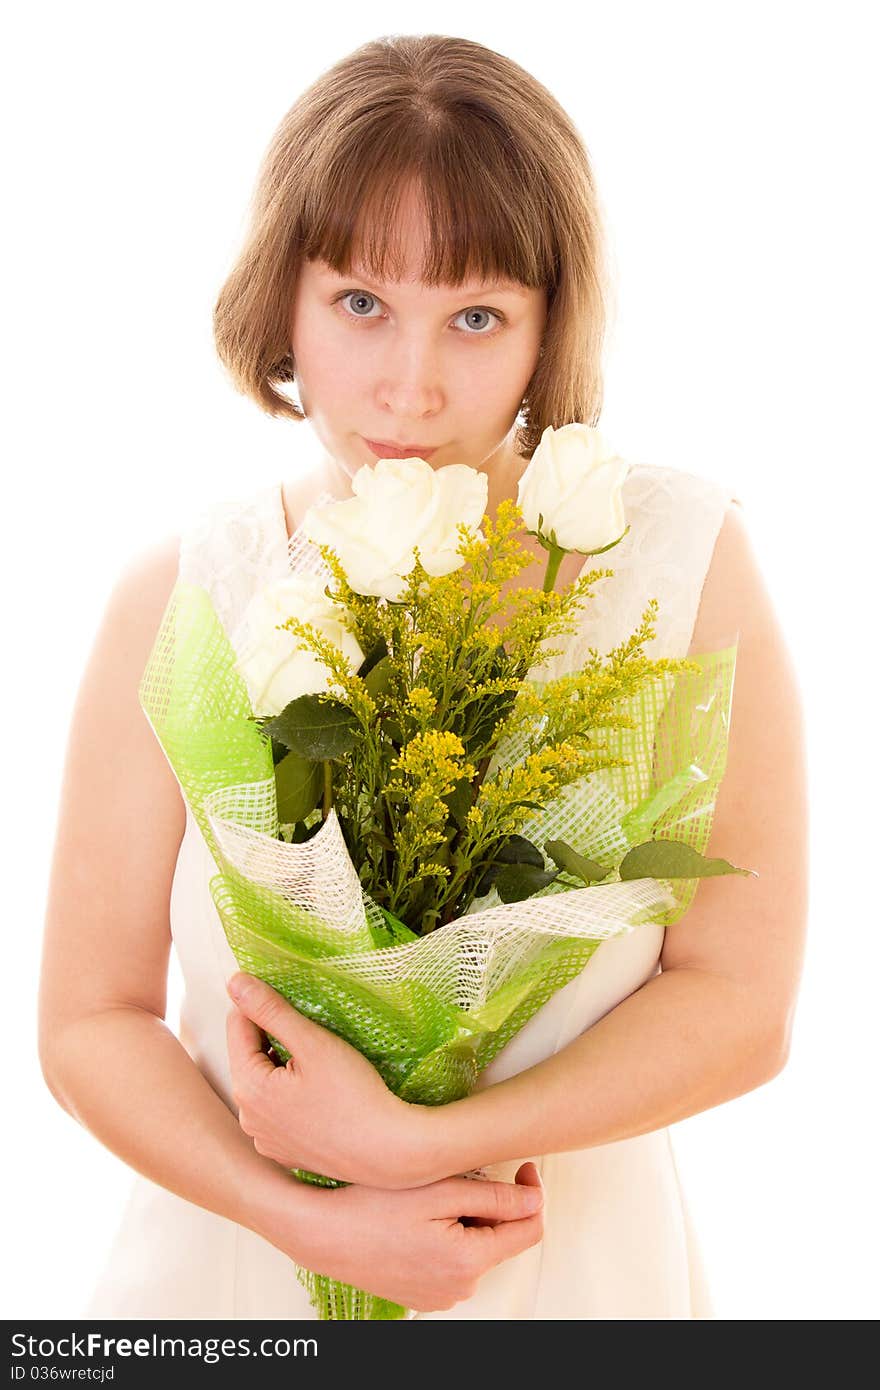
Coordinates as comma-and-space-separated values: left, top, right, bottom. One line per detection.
213, 34, 612, 458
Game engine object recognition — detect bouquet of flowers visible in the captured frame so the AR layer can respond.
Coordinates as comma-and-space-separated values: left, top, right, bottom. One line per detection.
139, 423, 752, 1320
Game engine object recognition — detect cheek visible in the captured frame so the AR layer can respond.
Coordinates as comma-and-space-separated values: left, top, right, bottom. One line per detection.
293, 319, 356, 397
457, 345, 535, 413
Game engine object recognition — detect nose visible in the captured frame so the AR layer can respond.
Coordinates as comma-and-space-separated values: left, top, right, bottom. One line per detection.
376, 333, 444, 421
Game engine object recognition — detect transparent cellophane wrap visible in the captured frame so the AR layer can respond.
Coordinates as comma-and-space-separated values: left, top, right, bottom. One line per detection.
139, 579, 737, 1320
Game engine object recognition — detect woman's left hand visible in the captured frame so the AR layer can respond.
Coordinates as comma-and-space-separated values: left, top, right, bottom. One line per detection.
225, 972, 424, 1189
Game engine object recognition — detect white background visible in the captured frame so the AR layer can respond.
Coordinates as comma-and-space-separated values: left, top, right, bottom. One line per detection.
4, 0, 878, 1320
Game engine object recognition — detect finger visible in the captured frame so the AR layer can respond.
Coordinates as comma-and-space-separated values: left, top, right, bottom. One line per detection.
468, 1206, 544, 1263
447, 1173, 544, 1225
460, 1161, 544, 1226
226, 973, 311, 1056
225, 1004, 276, 1087
515, 1161, 543, 1190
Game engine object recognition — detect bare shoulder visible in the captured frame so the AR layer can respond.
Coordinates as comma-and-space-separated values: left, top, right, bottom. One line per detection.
661, 499, 809, 1072
40, 532, 187, 1055
687, 499, 771, 656
79, 527, 184, 810
112, 530, 182, 621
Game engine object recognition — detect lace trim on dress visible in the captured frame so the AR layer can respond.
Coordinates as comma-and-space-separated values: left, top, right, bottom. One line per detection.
177, 464, 738, 683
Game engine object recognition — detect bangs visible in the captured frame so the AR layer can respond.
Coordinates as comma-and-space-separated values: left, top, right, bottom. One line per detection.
299, 120, 557, 292
214, 34, 608, 441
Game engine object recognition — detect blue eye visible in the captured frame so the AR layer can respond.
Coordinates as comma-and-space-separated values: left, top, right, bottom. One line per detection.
340, 290, 382, 318
336, 290, 503, 334
453, 307, 502, 334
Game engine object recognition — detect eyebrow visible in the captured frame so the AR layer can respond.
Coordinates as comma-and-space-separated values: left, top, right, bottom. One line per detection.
328, 265, 529, 298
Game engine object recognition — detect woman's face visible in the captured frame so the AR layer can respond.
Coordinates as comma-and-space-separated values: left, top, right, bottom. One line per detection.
289, 187, 548, 487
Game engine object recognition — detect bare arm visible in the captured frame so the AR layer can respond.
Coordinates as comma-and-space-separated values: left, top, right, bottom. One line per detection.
43, 1001, 320, 1243
44, 1002, 546, 1314
38, 538, 544, 1312
413, 969, 784, 1182
406, 502, 809, 1182
37, 535, 311, 1246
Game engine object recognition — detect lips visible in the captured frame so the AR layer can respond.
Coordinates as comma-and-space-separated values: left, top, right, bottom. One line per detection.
363, 437, 438, 460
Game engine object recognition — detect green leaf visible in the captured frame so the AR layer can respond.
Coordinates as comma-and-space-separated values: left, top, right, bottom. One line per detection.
363, 654, 394, 699
472, 834, 545, 898
468, 690, 518, 747
366, 828, 394, 852
473, 863, 499, 896
383, 719, 405, 745
494, 863, 561, 903
493, 834, 545, 869
442, 777, 474, 830
545, 838, 613, 884
263, 693, 360, 760
274, 750, 322, 823
357, 638, 389, 681
269, 735, 290, 768
618, 838, 757, 881
286, 818, 322, 843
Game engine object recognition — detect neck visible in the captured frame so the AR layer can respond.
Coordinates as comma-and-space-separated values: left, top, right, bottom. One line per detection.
483, 436, 528, 521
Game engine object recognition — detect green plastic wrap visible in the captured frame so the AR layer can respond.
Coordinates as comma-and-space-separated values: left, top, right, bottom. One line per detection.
139, 580, 738, 1319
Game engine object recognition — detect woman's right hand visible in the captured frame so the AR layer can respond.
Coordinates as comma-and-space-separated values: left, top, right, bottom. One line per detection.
269, 1161, 545, 1314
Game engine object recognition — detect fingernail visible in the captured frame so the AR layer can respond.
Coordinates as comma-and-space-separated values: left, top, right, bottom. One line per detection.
227, 973, 248, 1001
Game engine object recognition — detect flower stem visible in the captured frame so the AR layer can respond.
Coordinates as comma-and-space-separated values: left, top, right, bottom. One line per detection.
542, 542, 566, 593
322, 761, 333, 819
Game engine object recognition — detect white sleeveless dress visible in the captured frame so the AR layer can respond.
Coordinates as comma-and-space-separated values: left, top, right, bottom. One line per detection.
84, 459, 739, 1320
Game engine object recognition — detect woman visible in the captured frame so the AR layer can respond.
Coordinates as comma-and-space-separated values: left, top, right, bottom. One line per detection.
38, 33, 808, 1319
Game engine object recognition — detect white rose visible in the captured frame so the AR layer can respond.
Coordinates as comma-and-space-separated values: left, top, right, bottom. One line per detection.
302, 457, 488, 601
516, 423, 630, 554
235, 572, 365, 717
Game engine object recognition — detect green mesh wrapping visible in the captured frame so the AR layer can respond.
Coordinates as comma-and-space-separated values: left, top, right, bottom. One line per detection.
139, 580, 737, 1320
